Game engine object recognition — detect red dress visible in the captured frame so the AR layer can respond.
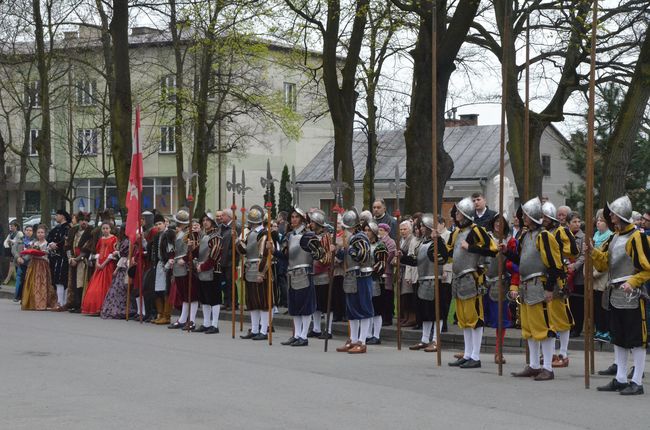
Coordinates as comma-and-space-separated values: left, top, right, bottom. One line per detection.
82, 235, 118, 315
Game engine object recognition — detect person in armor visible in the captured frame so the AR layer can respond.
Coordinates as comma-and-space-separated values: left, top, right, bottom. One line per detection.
401, 213, 448, 352
482, 213, 514, 364
64, 212, 94, 313
446, 197, 497, 369
308, 208, 334, 339
279, 207, 321, 347
588, 196, 650, 395
168, 209, 199, 330
335, 209, 374, 354
364, 221, 388, 345
219, 209, 240, 310
154, 218, 175, 325
541, 201, 577, 368
237, 205, 272, 341
507, 197, 564, 381
192, 212, 223, 334
48, 209, 72, 308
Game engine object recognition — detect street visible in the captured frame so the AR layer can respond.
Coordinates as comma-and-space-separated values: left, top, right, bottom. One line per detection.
0, 299, 647, 430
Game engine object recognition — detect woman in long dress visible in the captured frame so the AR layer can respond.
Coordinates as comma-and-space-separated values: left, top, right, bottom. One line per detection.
21, 224, 60, 311
82, 223, 118, 315
101, 229, 136, 319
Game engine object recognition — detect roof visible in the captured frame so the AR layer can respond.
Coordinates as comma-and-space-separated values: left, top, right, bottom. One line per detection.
296, 125, 566, 183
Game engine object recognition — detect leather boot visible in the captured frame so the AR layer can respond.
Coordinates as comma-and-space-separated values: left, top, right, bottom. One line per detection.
156, 299, 171, 325
152, 297, 164, 324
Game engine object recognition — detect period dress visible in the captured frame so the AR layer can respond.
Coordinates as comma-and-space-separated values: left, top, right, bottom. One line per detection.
21, 241, 59, 311
82, 235, 118, 315
101, 238, 136, 319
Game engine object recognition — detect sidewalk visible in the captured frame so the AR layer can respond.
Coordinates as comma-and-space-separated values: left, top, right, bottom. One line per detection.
1, 282, 612, 354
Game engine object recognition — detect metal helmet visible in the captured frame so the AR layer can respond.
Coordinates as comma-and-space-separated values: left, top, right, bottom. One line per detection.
521, 197, 543, 225
606, 195, 633, 224
247, 205, 264, 225
366, 220, 379, 237
173, 209, 190, 225
455, 197, 475, 221
541, 201, 558, 222
309, 209, 327, 227
420, 213, 435, 231
341, 208, 360, 229
291, 206, 307, 220
359, 210, 373, 224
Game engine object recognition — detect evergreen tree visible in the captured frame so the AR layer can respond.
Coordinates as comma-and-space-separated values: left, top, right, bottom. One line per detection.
279, 164, 292, 213
264, 181, 277, 219
561, 84, 650, 213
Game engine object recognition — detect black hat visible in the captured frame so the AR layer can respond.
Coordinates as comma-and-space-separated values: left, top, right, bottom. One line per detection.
154, 213, 165, 224
56, 209, 72, 223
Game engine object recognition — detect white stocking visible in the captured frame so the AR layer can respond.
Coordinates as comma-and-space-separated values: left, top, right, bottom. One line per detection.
631, 347, 646, 385
202, 304, 212, 327
327, 312, 333, 334
211, 305, 221, 328
372, 315, 382, 339
312, 311, 322, 333
421, 321, 433, 343
558, 330, 570, 357
431, 320, 441, 343
463, 328, 472, 359
260, 311, 269, 335
56, 285, 65, 306
293, 316, 301, 338
250, 310, 261, 334
178, 302, 189, 324
189, 301, 199, 323
349, 320, 360, 343
541, 338, 555, 372
300, 315, 311, 339
528, 339, 541, 370
614, 345, 630, 384
360, 318, 371, 345
471, 327, 484, 361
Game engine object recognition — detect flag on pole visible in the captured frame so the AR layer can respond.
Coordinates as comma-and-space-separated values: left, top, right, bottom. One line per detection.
125, 105, 143, 242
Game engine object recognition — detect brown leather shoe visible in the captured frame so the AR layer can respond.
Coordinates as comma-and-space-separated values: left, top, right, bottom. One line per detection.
534, 369, 555, 381
511, 366, 541, 377
409, 342, 429, 351
552, 354, 569, 368
348, 343, 367, 354
494, 354, 506, 364
423, 342, 438, 353
336, 340, 353, 352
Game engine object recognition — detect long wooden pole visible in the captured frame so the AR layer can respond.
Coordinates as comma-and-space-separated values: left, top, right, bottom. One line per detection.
584, 0, 598, 390
395, 210, 402, 351
231, 204, 237, 339
431, 2, 441, 367
523, 5, 531, 366
125, 242, 133, 321
239, 207, 247, 331
185, 197, 194, 332
496, 0, 509, 377
324, 209, 339, 352
265, 203, 273, 345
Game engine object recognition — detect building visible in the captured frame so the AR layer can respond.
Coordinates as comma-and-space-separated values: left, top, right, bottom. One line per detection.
0, 26, 333, 217
295, 115, 579, 220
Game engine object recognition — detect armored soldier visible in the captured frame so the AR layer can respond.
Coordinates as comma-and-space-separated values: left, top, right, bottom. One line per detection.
193, 212, 223, 334
308, 209, 334, 339
335, 209, 374, 354
508, 197, 564, 381
541, 201, 577, 368
280, 207, 321, 347
153, 218, 175, 325
590, 196, 650, 395
401, 213, 449, 352
447, 197, 497, 369
237, 205, 271, 341
364, 221, 388, 345
168, 209, 199, 330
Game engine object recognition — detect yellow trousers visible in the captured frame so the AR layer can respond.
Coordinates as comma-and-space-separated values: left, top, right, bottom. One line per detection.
520, 301, 554, 341
455, 295, 484, 329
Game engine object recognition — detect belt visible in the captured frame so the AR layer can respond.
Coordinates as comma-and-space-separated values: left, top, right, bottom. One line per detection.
289, 264, 311, 271
454, 268, 476, 277
521, 272, 544, 282
610, 275, 632, 284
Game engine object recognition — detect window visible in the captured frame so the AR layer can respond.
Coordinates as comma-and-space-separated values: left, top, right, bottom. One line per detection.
283, 82, 297, 111
160, 75, 177, 102
541, 154, 551, 177
25, 190, 40, 214
76, 80, 97, 106
74, 177, 176, 215
25, 81, 41, 108
77, 129, 98, 155
28, 129, 39, 156
160, 126, 175, 153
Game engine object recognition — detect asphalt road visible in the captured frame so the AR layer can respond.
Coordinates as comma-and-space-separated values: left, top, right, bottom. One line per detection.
1, 299, 647, 430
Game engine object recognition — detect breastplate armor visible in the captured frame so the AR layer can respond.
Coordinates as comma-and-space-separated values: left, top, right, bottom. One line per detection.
244, 230, 261, 282
452, 227, 480, 276
173, 230, 188, 277
288, 227, 313, 271
519, 230, 546, 281
417, 241, 437, 280
608, 231, 636, 284
196, 231, 216, 281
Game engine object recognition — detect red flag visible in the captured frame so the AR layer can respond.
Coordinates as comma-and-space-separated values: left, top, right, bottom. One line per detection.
125, 106, 143, 242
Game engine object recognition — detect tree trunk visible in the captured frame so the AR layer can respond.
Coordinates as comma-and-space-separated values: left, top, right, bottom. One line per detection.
169, 0, 186, 209
32, 0, 52, 222
109, 0, 132, 216
193, 41, 214, 217
0, 131, 9, 236
600, 24, 650, 206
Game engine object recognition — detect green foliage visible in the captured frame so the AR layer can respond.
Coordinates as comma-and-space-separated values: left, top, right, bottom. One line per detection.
264, 181, 277, 219
560, 84, 650, 213
278, 164, 292, 213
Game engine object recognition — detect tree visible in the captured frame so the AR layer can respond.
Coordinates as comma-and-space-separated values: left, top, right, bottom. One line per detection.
561, 84, 650, 212
393, 0, 481, 213
599, 23, 650, 207
283, 0, 369, 206
278, 164, 292, 213
263, 181, 277, 219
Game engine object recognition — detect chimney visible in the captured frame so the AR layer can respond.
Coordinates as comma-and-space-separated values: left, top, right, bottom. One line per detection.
445, 113, 479, 127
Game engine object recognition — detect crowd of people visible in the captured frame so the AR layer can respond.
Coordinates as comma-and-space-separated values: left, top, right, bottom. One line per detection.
3, 193, 650, 394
